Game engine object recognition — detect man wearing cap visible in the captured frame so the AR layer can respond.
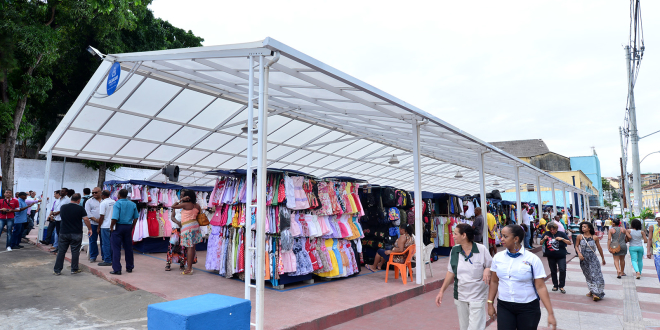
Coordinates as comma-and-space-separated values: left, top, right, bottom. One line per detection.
647, 213, 660, 283
11, 192, 40, 249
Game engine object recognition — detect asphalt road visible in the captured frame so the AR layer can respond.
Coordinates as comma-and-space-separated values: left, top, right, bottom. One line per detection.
0, 234, 165, 330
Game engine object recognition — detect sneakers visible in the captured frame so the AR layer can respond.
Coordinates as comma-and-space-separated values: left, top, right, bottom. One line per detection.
6, 247, 12, 252
53, 271, 61, 276
71, 269, 83, 275
89, 258, 96, 263
97, 262, 112, 266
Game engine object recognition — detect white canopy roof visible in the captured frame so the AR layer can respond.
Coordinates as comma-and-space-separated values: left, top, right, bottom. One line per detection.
42, 37, 585, 195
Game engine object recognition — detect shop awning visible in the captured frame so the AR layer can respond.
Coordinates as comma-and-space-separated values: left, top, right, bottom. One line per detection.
41, 37, 585, 195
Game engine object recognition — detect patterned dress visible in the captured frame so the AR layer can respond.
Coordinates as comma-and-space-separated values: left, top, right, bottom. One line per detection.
579, 236, 605, 299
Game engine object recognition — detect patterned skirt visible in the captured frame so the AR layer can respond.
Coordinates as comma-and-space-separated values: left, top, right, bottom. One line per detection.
181, 220, 203, 248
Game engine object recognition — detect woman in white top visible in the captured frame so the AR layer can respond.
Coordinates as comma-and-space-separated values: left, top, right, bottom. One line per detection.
488, 225, 557, 330
628, 219, 647, 279
435, 223, 492, 330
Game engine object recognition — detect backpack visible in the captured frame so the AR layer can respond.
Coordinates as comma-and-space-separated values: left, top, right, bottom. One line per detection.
395, 190, 404, 207
399, 208, 407, 225
388, 207, 401, 226
407, 209, 415, 225
382, 187, 397, 207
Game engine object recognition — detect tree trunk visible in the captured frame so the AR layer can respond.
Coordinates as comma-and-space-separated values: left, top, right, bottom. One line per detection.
97, 162, 107, 188
1, 97, 28, 192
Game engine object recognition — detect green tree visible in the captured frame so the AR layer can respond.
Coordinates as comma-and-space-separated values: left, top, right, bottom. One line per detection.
1, 1, 203, 189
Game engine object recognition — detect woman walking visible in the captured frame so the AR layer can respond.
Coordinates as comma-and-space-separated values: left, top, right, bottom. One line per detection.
628, 219, 647, 280
647, 213, 660, 283
487, 225, 557, 330
575, 221, 606, 301
172, 190, 203, 275
540, 222, 571, 294
435, 224, 492, 330
608, 219, 631, 278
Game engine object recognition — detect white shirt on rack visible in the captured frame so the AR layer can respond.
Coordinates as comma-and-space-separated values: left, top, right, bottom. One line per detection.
490, 247, 546, 303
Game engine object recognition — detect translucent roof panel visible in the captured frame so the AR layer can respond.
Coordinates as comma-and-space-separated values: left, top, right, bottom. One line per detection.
42, 38, 586, 195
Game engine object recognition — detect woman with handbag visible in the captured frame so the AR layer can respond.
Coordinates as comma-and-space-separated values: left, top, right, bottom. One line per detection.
172, 190, 204, 275
540, 222, 571, 294
575, 221, 606, 301
165, 208, 196, 272
608, 219, 631, 278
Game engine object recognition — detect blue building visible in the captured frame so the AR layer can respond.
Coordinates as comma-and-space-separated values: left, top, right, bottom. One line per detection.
570, 151, 602, 206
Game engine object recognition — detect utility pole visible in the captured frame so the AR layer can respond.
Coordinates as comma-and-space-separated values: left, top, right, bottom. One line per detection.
626, 45, 643, 216
619, 157, 627, 210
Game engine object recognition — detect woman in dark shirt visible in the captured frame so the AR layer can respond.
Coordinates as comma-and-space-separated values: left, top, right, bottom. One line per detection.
540, 222, 572, 294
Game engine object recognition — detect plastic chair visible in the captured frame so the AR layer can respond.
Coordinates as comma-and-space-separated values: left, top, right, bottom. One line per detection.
385, 244, 415, 284
422, 243, 434, 279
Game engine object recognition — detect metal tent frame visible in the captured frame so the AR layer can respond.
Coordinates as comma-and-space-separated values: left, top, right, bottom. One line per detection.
39, 37, 589, 329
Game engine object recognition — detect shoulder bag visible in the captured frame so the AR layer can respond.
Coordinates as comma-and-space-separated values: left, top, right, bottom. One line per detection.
608, 229, 621, 254
197, 209, 210, 226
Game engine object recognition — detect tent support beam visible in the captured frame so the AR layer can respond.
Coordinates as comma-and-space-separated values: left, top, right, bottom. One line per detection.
38, 150, 52, 242
477, 151, 488, 247
552, 182, 557, 217
563, 187, 567, 217
536, 176, 542, 227
244, 55, 255, 301
254, 55, 267, 330
412, 119, 423, 285
515, 166, 521, 224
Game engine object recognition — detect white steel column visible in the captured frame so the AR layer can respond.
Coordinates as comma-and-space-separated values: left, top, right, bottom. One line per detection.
477, 151, 488, 245
254, 55, 267, 330
536, 176, 542, 221
515, 166, 522, 224
244, 55, 255, 301
562, 187, 567, 217
586, 194, 591, 221
551, 182, 557, 217
412, 119, 423, 285
38, 150, 52, 242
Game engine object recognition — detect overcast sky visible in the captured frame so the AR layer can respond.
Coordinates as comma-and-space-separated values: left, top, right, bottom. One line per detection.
150, 0, 660, 178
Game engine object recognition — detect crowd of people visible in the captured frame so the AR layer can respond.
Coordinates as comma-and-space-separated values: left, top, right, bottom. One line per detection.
434, 207, 660, 330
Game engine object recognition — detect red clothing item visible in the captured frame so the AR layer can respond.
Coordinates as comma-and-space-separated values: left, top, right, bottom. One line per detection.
147, 210, 159, 237
0, 198, 19, 219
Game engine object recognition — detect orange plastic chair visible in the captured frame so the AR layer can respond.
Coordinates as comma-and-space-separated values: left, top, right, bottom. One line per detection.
385, 244, 415, 284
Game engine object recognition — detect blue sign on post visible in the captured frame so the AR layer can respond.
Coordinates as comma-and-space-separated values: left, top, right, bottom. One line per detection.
106, 62, 121, 96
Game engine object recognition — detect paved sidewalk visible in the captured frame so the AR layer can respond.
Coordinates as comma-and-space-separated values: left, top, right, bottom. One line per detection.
328, 238, 660, 330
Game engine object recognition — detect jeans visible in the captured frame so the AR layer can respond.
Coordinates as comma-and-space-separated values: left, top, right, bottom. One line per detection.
54, 233, 83, 273
88, 224, 99, 260
654, 255, 660, 283
0, 218, 14, 248
497, 299, 541, 330
524, 228, 532, 248
629, 246, 645, 274
11, 223, 23, 247
44, 220, 60, 244
547, 256, 566, 288
22, 211, 35, 238
111, 224, 134, 272
100, 228, 113, 263
53, 231, 59, 248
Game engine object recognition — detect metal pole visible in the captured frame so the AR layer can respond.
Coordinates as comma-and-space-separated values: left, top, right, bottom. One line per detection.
477, 152, 488, 247
551, 182, 557, 217
411, 119, 423, 285
515, 166, 521, 224
536, 176, 542, 222
254, 55, 267, 330
244, 55, 255, 301
562, 186, 567, 217
61, 157, 66, 187
626, 46, 643, 216
38, 150, 52, 242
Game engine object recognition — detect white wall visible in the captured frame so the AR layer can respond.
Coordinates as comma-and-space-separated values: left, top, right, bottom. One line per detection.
11, 158, 161, 200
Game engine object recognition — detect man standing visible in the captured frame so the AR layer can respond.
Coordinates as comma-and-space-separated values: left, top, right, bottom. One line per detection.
521, 205, 533, 249
84, 187, 102, 263
40, 190, 60, 246
595, 218, 603, 232
82, 188, 92, 208
567, 217, 581, 251
0, 190, 19, 251
23, 191, 39, 241
11, 192, 40, 249
110, 189, 138, 275
486, 210, 498, 256
97, 190, 115, 267
49, 188, 70, 254
53, 194, 92, 275
472, 207, 484, 244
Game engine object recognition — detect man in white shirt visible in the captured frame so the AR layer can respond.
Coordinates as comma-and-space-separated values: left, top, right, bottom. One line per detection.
521, 205, 533, 249
84, 187, 102, 263
595, 219, 603, 232
23, 191, 40, 240
97, 190, 115, 266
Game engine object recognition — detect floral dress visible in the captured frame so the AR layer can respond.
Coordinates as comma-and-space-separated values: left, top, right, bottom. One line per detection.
579, 236, 605, 299
180, 208, 203, 248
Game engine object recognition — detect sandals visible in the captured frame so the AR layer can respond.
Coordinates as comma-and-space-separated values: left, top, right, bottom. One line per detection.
586, 292, 593, 297
617, 275, 622, 279
552, 287, 559, 292
593, 296, 601, 302
365, 265, 375, 272
636, 272, 641, 279
181, 270, 194, 275
560, 288, 566, 294
165, 265, 171, 271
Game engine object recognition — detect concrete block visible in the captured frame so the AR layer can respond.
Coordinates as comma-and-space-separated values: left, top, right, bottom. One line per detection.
148, 293, 250, 330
